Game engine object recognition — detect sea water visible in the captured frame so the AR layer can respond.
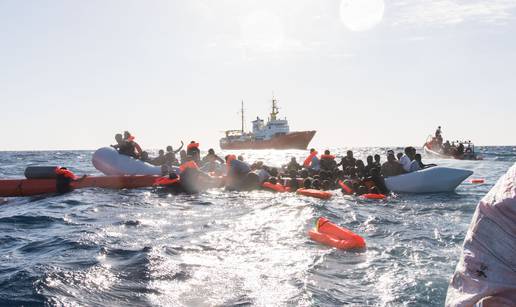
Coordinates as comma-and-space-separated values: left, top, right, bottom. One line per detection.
0, 147, 514, 306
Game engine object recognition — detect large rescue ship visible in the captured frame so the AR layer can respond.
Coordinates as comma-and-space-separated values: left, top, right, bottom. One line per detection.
220, 97, 316, 150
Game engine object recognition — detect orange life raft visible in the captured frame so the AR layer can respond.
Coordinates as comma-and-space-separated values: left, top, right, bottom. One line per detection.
308, 217, 366, 250
297, 188, 332, 200
0, 175, 159, 197
262, 182, 289, 193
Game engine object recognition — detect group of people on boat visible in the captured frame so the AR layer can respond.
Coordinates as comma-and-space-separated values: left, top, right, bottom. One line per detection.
427, 126, 476, 159
111, 132, 436, 196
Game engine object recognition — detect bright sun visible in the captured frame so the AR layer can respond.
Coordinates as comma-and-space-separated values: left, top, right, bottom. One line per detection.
339, 0, 385, 32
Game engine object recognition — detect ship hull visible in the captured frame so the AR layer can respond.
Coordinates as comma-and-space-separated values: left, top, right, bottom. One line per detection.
220, 131, 316, 150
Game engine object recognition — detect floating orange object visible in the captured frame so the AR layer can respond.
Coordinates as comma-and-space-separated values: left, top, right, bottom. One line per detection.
471, 179, 485, 184
361, 193, 386, 200
262, 182, 288, 193
297, 188, 332, 200
154, 176, 180, 186
179, 161, 199, 173
0, 175, 159, 197
338, 180, 353, 195
308, 217, 366, 250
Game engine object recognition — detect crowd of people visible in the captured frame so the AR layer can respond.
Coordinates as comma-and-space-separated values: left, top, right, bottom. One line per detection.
111, 131, 435, 195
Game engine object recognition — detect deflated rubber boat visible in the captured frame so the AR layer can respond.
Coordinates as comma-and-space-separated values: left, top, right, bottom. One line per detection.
446, 162, 516, 306
92, 147, 178, 176
385, 166, 473, 193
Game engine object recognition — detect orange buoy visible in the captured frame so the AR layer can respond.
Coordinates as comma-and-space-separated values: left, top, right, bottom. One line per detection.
361, 193, 386, 200
471, 179, 485, 184
308, 217, 365, 250
297, 188, 332, 200
262, 182, 288, 193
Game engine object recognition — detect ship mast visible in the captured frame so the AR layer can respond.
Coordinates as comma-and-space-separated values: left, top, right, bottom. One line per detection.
240, 100, 245, 133
270, 96, 279, 121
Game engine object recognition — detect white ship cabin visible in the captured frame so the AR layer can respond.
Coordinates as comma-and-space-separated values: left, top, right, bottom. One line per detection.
252, 98, 290, 140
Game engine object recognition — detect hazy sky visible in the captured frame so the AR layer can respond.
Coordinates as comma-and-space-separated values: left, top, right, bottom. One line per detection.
1, 0, 515, 150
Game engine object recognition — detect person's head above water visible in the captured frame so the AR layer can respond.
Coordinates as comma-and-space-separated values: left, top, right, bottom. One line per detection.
158, 149, 165, 156
374, 154, 381, 163
310, 148, 316, 153
208, 148, 215, 155
166, 146, 173, 152
324, 150, 330, 155
346, 150, 353, 158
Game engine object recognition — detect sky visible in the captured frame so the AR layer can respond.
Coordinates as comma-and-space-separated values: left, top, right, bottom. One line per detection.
1, 0, 515, 150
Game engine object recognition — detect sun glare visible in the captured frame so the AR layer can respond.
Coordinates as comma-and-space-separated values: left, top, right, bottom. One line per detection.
339, 0, 385, 31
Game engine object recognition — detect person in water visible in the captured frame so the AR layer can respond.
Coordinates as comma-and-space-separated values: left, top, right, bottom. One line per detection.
202, 148, 225, 164
186, 141, 201, 164
320, 150, 337, 172
338, 150, 356, 171
381, 150, 405, 177
151, 149, 166, 166
303, 148, 320, 172
284, 157, 302, 173
140, 151, 152, 163
165, 142, 184, 166
374, 154, 381, 168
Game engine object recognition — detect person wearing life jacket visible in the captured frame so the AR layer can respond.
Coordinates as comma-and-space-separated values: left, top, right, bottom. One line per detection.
320, 150, 337, 172
186, 141, 201, 163
364, 167, 389, 195
303, 148, 320, 172
112, 133, 142, 159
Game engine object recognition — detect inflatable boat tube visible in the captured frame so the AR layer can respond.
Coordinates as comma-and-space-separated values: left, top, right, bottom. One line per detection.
384, 166, 473, 193
92, 147, 179, 176
262, 182, 288, 193
309, 217, 365, 250
446, 162, 516, 306
0, 175, 159, 197
297, 188, 332, 200
361, 193, 386, 200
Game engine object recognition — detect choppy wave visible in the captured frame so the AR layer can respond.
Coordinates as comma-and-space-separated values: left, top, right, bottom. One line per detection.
0, 147, 514, 306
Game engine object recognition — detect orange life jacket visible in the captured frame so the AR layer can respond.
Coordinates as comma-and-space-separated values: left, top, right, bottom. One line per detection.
179, 161, 199, 173
55, 167, 77, 180
154, 176, 180, 186
187, 143, 200, 150
320, 154, 335, 160
303, 151, 318, 167
262, 182, 288, 193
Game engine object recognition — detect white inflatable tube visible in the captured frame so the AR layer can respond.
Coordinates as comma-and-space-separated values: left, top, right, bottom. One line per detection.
385, 166, 473, 193
446, 163, 516, 306
92, 147, 179, 176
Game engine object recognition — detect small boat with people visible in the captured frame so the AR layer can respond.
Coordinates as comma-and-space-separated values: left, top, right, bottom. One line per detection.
423, 126, 482, 160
